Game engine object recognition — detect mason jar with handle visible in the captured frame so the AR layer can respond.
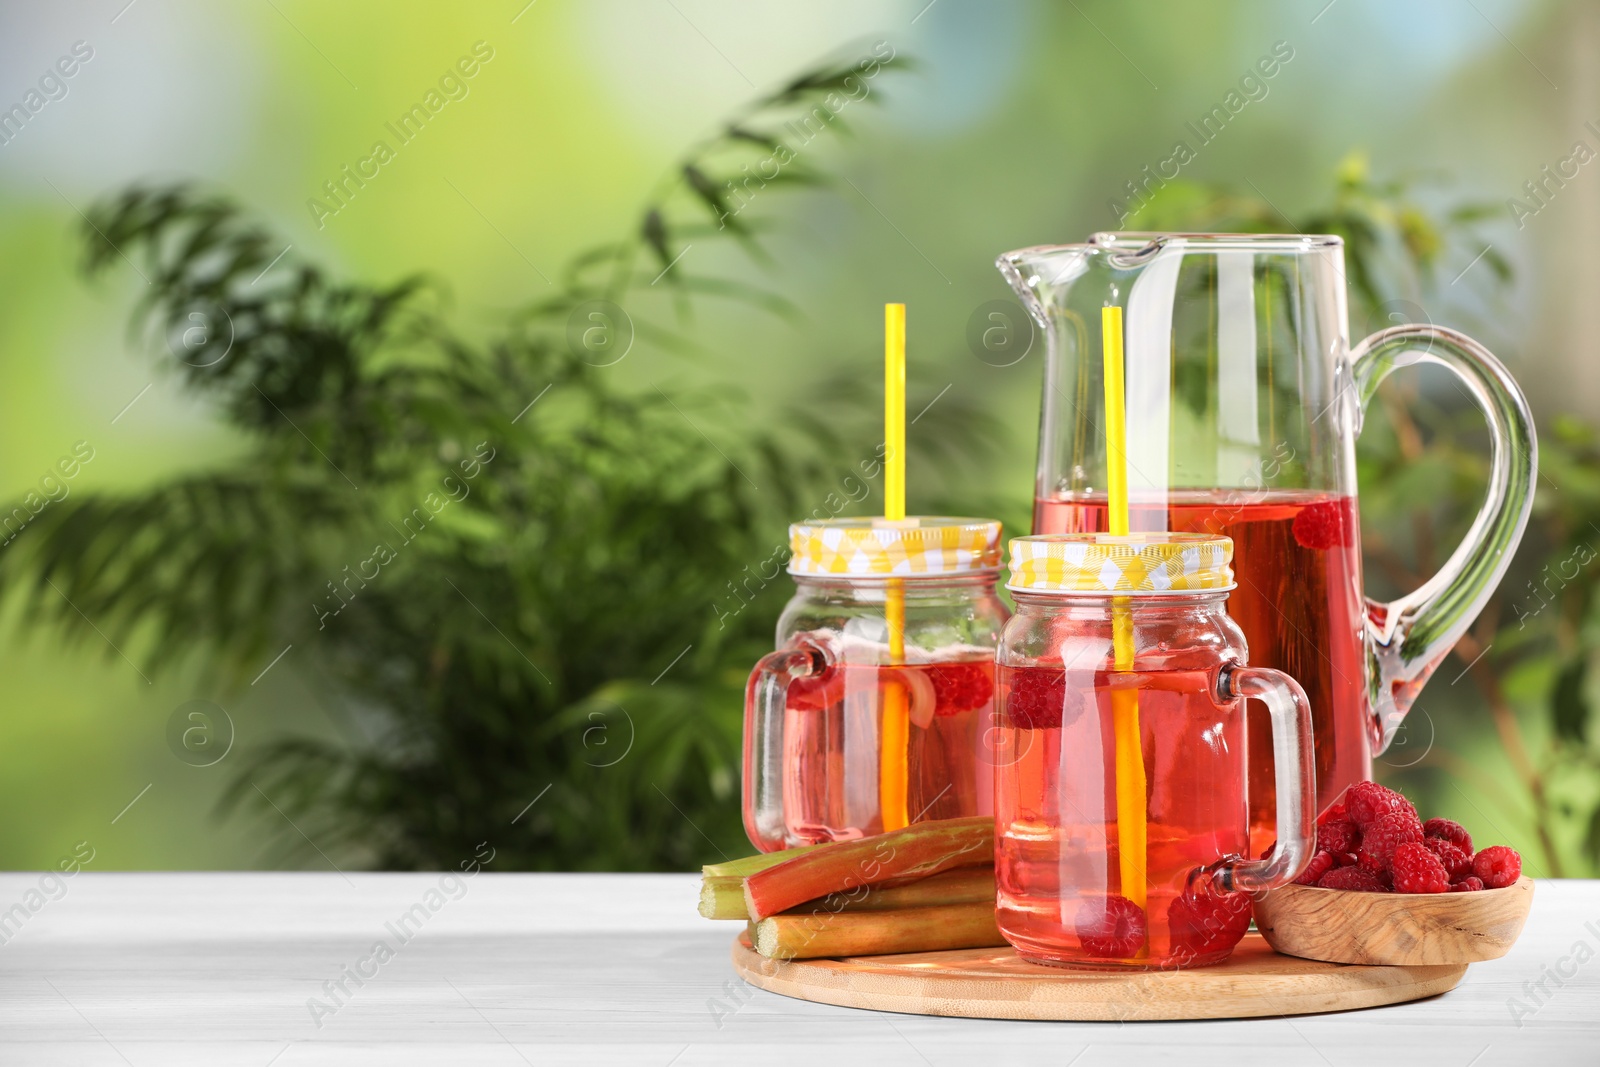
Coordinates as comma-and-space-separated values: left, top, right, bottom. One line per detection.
743, 517, 1009, 851
995, 532, 1316, 969
998, 233, 1536, 853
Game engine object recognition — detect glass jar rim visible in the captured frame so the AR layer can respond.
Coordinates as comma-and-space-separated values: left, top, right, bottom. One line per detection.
1007, 583, 1235, 598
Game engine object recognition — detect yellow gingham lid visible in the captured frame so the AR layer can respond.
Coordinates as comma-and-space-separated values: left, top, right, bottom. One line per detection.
1007, 533, 1234, 594
788, 517, 1003, 577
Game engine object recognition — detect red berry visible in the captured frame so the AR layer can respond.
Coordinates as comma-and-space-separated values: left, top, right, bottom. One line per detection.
1317, 819, 1361, 856
927, 662, 993, 715
1358, 811, 1423, 874
1423, 838, 1473, 882
1392, 842, 1451, 893
1167, 884, 1251, 961
1422, 818, 1472, 854
1449, 877, 1485, 893
1331, 851, 1360, 868
1076, 895, 1147, 958
1294, 851, 1336, 886
1003, 667, 1075, 730
1321, 801, 1348, 825
1345, 781, 1418, 829
1472, 845, 1522, 889
1317, 866, 1387, 891
1292, 498, 1350, 551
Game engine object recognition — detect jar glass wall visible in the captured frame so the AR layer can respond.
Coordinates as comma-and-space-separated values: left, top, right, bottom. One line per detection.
743, 518, 1008, 851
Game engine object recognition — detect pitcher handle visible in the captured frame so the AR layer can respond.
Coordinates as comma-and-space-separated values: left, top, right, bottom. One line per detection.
1212, 665, 1316, 893
1348, 324, 1538, 754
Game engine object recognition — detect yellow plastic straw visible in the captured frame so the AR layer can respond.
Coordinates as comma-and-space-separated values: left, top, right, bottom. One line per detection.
880, 303, 910, 831
884, 304, 906, 524
1101, 305, 1147, 916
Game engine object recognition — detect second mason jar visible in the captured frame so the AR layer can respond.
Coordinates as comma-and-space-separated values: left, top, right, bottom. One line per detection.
743, 517, 1009, 851
995, 533, 1316, 969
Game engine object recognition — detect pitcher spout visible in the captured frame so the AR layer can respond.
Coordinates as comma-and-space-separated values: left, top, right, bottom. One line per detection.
995, 244, 1095, 327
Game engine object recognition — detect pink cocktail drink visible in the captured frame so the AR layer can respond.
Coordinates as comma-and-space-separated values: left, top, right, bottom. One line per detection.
995, 665, 1252, 969
781, 657, 995, 844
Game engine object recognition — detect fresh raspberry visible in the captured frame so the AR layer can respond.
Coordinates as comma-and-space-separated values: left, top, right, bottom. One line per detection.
1424, 838, 1473, 882
1294, 851, 1336, 886
1292, 498, 1351, 551
1003, 667, 1073, 730
927, 662, 993, 715
1391, 842, 1451, 893
1167, 884, 1251, 960
1331, 851, 1360, 868
1449, 877, 1485, 893
1317, 819, 1361, 856
1321, 800, 1348, 824
1422, 818, 1473, 854
1345, 781, 1418, 829
1075, 895, 1147, 958
1358, 811, 1423, 874
1317, 866, 1387, 892
1472, 845, 1522, 889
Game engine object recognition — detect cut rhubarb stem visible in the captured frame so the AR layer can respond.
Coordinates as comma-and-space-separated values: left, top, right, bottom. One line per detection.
742, 816, 992, 921
753, 901, 1003, 960
699, 877, 749, 920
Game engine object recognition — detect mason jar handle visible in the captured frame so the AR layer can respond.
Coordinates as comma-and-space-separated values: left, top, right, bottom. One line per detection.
1349, 324, 1537, 753
742, 644, 826, 852
1212, 666, 1316, 894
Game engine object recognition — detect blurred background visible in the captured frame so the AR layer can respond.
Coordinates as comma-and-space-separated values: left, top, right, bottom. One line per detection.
1, 0, 1597, 875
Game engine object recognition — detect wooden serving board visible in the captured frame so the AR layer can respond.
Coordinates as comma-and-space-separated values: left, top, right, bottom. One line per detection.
731, 932, 1467, 1021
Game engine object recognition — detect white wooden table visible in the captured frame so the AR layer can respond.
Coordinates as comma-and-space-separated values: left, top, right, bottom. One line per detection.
0, 873, 1594, 1065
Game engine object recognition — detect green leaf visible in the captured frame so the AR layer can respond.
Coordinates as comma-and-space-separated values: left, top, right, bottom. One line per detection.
1551, 656, 1590, 743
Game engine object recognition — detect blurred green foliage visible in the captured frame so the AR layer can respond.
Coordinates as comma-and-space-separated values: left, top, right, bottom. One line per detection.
0, 54, 1004, 870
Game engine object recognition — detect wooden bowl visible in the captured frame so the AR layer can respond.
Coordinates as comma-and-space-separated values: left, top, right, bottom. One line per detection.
1252, 876, 1534, 966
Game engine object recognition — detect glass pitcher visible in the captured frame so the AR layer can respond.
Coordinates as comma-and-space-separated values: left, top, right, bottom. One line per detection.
743, 517, 1009, 851
997, 233, 1536, 852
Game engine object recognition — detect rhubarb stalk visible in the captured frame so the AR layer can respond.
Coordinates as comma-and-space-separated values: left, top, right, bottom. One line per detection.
701, 842, 824, 880
753, 901, 1003, 960
829, 865, 993, 911
742, 816, 992, 921
702, 863, 995, 921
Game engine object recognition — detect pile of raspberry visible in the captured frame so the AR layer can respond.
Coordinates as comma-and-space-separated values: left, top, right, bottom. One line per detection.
1296, 781, 1523, 894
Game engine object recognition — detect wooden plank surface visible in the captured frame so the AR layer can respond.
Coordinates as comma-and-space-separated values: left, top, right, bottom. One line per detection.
0, 873, 1594, 1065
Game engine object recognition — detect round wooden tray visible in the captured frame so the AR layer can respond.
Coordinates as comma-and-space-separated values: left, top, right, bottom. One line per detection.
731, 932, 1467, 1021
